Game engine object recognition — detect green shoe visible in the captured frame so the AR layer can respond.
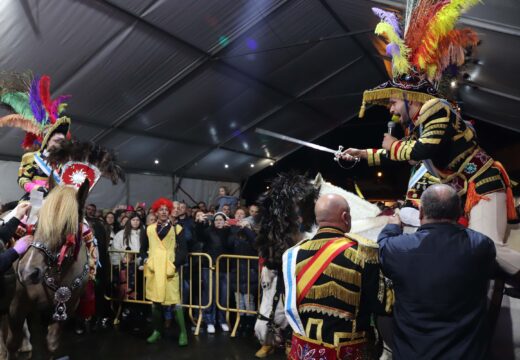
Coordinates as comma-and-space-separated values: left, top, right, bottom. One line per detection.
178, 331, 188, 347
146, 330, 161, 344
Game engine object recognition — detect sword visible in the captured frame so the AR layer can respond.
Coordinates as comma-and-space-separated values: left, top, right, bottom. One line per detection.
255, 128, 357, 165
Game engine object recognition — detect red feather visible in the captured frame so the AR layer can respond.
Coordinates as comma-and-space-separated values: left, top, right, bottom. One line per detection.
39, 75, 55, 123
406, 1, 449, 62
432, 29, 479, 72
22, 132, 42, 150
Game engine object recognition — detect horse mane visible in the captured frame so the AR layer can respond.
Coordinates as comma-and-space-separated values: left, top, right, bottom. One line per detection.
256, 172, 318, 269
35, 186, 79, 250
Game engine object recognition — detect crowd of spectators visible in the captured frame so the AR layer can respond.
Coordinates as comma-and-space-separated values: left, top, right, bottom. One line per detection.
75, 186, 260, 336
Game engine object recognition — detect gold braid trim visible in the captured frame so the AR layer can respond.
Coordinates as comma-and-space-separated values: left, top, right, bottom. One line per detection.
422, 130, 446, 137
416, 99, 449, 126
362, 88, 438, 107
322, 263, 362, 286
296, 258, 311, 274
475, 174, 503, 188
447, 146, 476, 169
300, 238, 335, 251
299, 303, 354, 320
366, 149, 375, 167
419, 138, 441, 145
386, 287, 394, 313
346, 234, 379, 264
305, 281, 360, 306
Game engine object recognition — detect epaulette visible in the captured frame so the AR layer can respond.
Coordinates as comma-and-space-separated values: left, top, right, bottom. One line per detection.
21, 151, 35, 162
416, 99, 450, 126
346, 233, 380, 264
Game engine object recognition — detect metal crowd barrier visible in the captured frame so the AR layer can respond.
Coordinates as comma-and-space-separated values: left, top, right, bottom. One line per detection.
215, 254, 261, 338
105, 250, 213, 335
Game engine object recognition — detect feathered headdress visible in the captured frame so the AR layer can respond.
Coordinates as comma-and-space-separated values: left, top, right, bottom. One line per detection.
0, 72, 71, 150
46, 140, 126, 191
360, 0, 479, 117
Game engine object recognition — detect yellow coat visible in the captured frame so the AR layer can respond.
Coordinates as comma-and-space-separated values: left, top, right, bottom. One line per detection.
144, 223, 182, 305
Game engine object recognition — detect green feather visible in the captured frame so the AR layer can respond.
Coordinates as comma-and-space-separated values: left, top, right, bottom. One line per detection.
1, 92, 35, 120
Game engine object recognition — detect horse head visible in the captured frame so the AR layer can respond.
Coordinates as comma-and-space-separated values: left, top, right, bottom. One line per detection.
17, 179, 90, 299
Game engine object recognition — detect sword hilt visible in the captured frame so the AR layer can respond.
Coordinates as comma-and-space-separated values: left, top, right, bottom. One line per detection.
333, 145, 344, 162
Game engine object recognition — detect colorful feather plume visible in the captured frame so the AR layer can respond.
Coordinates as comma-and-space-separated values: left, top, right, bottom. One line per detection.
409, 0, 479, 78
0, 114, 42, 134
51, 95, 71, 120
39, 75, 54, 123
22, 132, 42, 150
372, 0, 480, 81
0, 72, 72, 150
372, 8, 402, 36
29, 76, 46, 124
372, 7, 412, 76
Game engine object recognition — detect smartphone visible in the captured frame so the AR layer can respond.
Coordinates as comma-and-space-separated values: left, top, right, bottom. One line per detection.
227, 218, 239, 226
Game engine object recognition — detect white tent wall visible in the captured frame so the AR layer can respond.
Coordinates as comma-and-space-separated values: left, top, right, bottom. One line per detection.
127, 173, 174, 208
173, 176, 241, 208
0, 160, 24, 204
0, 160, 241, 211
88, 177, 127, 209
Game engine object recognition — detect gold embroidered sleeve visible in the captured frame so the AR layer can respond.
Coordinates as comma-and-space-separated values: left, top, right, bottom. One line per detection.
18, 153, 36, 189
366, 148, 388, 167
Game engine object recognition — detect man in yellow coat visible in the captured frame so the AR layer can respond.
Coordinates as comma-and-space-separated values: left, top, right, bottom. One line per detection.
140, 198, 188, 346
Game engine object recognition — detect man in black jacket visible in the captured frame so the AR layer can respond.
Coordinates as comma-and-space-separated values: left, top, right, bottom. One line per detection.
378, 184, 496, 360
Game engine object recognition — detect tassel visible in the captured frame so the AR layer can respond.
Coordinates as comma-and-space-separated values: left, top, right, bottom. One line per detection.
322, 263, 361, 286
457, 216, 469, 228
359, 101, 366, 118
464, 181, 489, 217
305, 281, 360, 306
493, 161, 519, 223
385, 287, 394, 314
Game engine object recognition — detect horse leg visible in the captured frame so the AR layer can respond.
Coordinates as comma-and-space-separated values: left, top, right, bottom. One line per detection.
0, 314, 8, 359
6, 300, 29, 360
46, 322, 62, 358
18, 321, 31, 354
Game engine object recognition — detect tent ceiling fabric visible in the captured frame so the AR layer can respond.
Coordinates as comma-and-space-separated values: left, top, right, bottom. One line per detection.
0, 0, 518, 181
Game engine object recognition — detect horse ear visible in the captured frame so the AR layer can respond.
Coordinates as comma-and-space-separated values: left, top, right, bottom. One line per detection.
76, 179, 90, 218
48, 172, 57, 192
314, 173, 323, 188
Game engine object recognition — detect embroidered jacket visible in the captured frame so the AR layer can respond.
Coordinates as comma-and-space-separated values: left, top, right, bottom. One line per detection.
367, 99, 506, 197
295, 227, 393, 346
18, 151, 50, 192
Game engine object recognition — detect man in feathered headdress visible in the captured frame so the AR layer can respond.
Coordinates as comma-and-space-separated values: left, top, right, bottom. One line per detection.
338, 1, 519, 275
0, 73, 71, 198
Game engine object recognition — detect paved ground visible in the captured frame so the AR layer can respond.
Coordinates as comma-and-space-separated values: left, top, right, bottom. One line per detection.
30, 323, 286, 360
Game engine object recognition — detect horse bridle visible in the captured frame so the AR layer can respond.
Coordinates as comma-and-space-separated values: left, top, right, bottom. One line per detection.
29, 240, 89, 321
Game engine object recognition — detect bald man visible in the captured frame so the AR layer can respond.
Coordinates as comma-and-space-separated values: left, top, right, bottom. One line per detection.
283, 194, 393, 360
378, 184, 496, 360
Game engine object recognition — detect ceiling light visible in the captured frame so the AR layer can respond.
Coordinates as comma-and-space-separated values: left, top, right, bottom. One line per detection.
250, 163, 255, 168
224, 164, 229, 169
154, 159, 159, 165
269, 161, 274, 166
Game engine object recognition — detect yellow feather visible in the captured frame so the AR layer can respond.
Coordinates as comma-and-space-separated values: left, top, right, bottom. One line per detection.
375, 22, 411, 75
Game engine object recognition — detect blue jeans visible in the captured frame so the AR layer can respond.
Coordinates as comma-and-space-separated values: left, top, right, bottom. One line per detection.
202, 268, 227, 325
